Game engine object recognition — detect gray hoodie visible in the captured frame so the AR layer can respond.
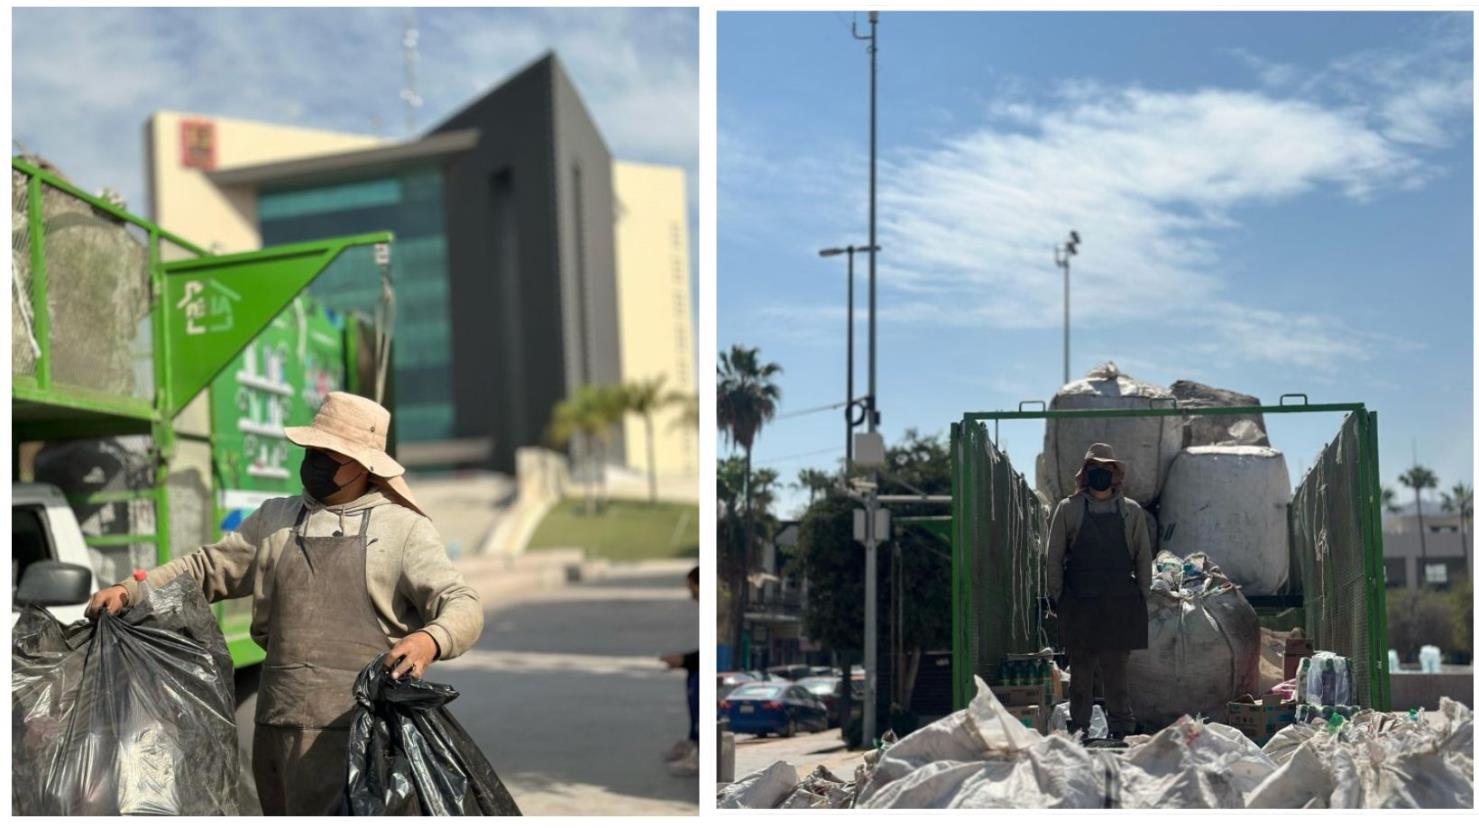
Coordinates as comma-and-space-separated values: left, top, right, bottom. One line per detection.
117, 486, 482, 660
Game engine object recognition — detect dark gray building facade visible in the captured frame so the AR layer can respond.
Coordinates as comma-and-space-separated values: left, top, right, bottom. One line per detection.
433, 53, 623, 472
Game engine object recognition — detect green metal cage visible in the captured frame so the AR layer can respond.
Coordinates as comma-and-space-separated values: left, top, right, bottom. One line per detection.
949, 400, 1390, 712
12, 156, 394, 668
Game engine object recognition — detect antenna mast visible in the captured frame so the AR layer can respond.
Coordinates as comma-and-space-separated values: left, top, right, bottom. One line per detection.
401, 11, 422, 135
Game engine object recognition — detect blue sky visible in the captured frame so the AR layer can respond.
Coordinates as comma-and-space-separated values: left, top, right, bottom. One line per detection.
11, 6, 698, 293
719, 11, 1474, 519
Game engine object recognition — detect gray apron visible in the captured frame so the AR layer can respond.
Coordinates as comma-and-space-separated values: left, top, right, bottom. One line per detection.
253, 505, 390, 814
1060, 500, 1149, 653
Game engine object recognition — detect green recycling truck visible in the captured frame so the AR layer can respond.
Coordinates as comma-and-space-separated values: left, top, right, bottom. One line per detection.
10, 155, 396, 673
949, 399, 1391, 713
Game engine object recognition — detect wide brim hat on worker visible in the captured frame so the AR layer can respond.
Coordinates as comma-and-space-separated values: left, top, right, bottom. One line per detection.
1074, 442, 1126, 492
284, 391, 426, 517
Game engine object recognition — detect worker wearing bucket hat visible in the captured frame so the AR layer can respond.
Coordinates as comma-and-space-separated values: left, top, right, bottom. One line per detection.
1044, 442, 1153, 741
86, 392, 482, 815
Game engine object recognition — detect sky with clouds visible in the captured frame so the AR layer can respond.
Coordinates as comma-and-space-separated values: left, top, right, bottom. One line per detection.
719, 11, 1473, 519
11, 5, 698, 281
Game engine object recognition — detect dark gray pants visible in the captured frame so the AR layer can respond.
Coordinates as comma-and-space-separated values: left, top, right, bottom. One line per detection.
1068, 649, 1135, 736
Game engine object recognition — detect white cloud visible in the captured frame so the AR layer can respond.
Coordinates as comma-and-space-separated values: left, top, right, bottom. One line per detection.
11, 7, 696, 213
723, 22, 1467, 375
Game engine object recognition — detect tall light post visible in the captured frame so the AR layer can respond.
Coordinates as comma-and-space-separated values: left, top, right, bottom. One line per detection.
1054, 230, 1081, 385
820, 244, 880, 470
851, 9, 881, 749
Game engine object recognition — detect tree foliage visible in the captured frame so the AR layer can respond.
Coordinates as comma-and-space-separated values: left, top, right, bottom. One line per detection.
791, 430, 954, 659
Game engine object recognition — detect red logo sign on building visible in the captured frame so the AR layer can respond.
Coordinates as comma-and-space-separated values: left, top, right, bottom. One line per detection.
180, 119, 217, 171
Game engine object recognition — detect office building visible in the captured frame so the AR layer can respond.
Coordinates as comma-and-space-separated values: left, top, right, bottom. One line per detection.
145, 53, 694, 475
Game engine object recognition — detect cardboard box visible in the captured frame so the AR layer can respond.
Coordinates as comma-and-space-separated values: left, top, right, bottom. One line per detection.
1006, 704, 1049, 735
990, 684, 1052, 708
1283, 638, 1314, 681
1227, 693, 1297, 744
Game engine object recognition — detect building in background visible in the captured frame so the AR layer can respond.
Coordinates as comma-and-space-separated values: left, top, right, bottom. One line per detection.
145, 53, 694, 476
614, 161, 695, 476
1382, 499, 1472, 589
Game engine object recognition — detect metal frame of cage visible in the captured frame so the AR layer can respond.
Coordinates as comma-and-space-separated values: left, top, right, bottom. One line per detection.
950, 398, 1390, 712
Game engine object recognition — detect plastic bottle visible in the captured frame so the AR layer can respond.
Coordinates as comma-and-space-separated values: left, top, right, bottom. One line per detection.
131, 568, 151, 603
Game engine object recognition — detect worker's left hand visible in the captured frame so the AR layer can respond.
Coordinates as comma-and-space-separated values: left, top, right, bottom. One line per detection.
386, 631, 439, 680
660, 652, 684, 669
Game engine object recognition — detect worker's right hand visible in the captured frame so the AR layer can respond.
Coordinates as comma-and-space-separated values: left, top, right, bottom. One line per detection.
85, 585, 130, 619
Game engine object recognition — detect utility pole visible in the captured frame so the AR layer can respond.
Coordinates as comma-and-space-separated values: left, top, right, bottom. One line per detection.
852, 9, 880, 748
819, 244, 879, 469
401, 11, 422, 136
1054, 230, 1081, 385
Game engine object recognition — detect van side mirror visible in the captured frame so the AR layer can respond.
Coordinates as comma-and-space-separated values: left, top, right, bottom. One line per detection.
16, 561, 94, 607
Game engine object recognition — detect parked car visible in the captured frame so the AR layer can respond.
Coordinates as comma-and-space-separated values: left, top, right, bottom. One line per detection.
719, 682, 830, 738
717, 671, 763, 702
796, 676, 844, 726
763, 664, 811, 681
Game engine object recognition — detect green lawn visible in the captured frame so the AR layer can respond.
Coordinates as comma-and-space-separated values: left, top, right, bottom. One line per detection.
526, 497, 699, 561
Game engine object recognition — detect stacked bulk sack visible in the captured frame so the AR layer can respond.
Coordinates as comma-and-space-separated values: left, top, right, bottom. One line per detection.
1038, 363, 1182, 506
12, 575, 239, 815
1126, 552, 1261, 731
1158, 446, 1292, 596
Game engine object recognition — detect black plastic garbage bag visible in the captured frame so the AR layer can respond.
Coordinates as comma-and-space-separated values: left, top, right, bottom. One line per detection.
12, 575, 239, 815
343, 656, 521, 816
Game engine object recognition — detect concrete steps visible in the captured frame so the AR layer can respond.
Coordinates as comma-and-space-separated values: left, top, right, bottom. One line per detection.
454, 548, 609, 604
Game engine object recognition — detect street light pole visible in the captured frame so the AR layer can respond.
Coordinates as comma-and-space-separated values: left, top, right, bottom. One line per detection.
1054, 230, 1081, 385
820, 244, 880, 471
852, 9, 880, 749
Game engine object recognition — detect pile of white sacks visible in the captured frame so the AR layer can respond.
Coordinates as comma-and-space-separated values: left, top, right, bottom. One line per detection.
717, 679, 1474, 809
1035, 363, 1292, 597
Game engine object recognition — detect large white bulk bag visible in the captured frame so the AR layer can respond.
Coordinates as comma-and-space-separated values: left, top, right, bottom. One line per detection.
1042, 363, 1182, 505
1158, 445, 1292, 596
1128, 553, 1261, 731
1169, 380, 1271, 448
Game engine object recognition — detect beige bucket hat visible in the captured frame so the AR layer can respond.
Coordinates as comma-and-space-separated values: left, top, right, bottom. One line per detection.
283, 391, 425, 517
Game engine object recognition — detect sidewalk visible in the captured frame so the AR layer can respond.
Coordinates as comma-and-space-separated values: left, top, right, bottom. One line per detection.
430, 558, 699, 816
733, 728, 869, 782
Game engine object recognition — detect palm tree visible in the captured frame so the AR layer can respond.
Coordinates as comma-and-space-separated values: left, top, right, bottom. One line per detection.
717, 345, 782, 668
1382, 487, 1402, 517
547, 391, 599, 514
1441, 482, 1473, 570
623, 376, 688, 503
796, 467, 834, 507
669, 392, 699, 434
1399, 465, 1439, 588
591, 385, 629, 510
547, 385, 627, 514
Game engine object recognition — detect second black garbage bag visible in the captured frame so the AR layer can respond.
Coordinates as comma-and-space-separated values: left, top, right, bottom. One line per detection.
343, 656, 521, 816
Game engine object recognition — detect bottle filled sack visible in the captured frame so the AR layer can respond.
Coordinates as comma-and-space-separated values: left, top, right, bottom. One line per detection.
12, 575, 239, 815
342, 656, 521, 816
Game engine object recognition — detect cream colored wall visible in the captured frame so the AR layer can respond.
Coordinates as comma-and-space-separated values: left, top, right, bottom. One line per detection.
613, 161, 697, 475
146, 111, 384, 253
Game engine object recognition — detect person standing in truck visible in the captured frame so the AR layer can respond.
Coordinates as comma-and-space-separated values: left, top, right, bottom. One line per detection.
1044, 442, 1152, 741
86, 392, 483, 815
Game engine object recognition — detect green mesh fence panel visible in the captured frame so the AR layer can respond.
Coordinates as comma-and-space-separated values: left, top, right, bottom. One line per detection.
1289, 411, 1388, 708
37, 181, 153, 399
12, 168, 38, 377
953, 418, 1049, 705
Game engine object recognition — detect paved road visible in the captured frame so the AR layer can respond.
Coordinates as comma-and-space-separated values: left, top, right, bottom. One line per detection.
733, 728, 869, 782
427, 559, 700, 816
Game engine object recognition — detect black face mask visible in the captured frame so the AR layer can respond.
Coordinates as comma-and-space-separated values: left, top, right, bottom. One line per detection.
1086, 467, 1114, 493
301, 449, 354, 501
